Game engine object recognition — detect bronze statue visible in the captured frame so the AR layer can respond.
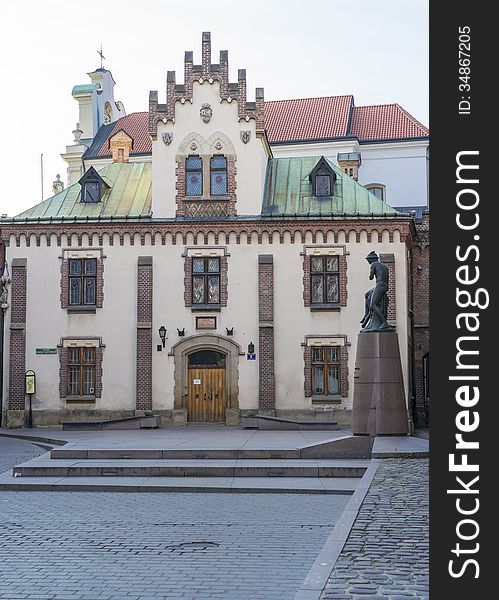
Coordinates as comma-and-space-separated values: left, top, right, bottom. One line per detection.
360, 251, 393, 332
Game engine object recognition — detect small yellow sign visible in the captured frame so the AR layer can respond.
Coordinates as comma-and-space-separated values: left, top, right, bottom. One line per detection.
25, 370, 36, 395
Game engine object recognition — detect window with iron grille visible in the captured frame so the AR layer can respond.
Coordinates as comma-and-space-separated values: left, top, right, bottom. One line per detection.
312, 347, 341, 396
210, 155, 227, 195
68, 347, 96, 396
186, 155, 203, 196
69, 258, 97, 306
192, 257, 220, 305
311, 255, 339, 305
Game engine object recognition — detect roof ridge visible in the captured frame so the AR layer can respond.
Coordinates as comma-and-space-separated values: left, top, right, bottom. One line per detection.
265, 95, 354, 104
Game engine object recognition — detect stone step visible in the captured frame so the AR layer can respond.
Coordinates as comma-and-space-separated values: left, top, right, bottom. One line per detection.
0, 471, 361, 494
13, 458, 369, 479
50, 448, 302, 460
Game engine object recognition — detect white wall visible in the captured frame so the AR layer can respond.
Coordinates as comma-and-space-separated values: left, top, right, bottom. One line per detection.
3, 228, 410, 414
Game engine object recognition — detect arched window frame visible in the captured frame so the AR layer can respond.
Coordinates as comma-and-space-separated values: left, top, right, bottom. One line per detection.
185, 155, 203, 196
365, 183, 386, 202
210, 155, 228, 196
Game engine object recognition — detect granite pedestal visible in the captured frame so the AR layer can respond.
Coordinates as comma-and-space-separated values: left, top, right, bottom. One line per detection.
352, 331, 409, 435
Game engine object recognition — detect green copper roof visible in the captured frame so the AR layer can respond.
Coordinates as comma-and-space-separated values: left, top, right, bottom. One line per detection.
14, 162, 152, 221
262, 156, 398, 217
72, 84, 98, 95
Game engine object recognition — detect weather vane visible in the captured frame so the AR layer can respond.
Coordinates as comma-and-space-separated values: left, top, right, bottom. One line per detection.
98, 44, 106, 69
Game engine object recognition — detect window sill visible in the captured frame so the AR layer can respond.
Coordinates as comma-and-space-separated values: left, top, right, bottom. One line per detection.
67, 306, 97, 314
65, 395, 96, 404
311, 395, 342, 404
184, 196, 230, 201
191, 304, 221, 312
310, 303, 341, 312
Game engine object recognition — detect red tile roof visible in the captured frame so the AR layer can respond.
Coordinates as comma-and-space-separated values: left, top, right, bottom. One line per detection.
264, 96, 354, 143
350, 104, 429, 142
97, 112, 151, 155
86, 98, 428, 157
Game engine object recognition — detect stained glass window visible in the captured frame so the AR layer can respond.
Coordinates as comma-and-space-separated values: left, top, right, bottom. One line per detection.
210, 155, 227, 195
191, 257, 220, 305
186, 155, 203, 196
68, 347, 96, 396
310, 255, 340, 305
312, 346, 341, 396
68, 258, 97, 306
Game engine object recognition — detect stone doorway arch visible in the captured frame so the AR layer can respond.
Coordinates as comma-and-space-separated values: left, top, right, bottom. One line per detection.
170, 334, 243, 425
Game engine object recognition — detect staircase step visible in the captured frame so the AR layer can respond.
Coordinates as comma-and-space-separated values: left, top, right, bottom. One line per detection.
50, 448, 302, 460
0, 471, 360, 494
13, 458, 369, 479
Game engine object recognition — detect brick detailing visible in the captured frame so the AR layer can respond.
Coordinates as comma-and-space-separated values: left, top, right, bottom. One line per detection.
184, 256, 193, 307
303, 252, 347, 307
59, 348, 68, 399
149, 32, 265, 137
304, 344, 349, 399
175, 157, 237, 218
58, 345, 103, 399
412, 213, 429, 426
136, 257, 153, 411
380, 254, 396, 325
183, 254, 228, 308
258, 255, 275, 412
8, 259, 27, 411
339, 255, 348, 307
60, 256, 104, 309
1, 219, 414, 250
304, 346, 312, 397
340, 346, 349, 398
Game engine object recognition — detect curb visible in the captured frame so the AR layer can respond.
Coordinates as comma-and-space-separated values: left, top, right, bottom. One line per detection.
293, 460, 380, 600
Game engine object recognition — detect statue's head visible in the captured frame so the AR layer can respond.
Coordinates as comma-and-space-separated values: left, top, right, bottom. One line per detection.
365, 251, 379, 264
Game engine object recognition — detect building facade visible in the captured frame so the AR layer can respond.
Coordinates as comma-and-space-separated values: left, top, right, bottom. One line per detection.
0, 33, 428, 429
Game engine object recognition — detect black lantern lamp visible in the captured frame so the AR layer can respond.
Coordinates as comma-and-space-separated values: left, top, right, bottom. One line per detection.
158, 326, 167, 348
247, 342, 255, 354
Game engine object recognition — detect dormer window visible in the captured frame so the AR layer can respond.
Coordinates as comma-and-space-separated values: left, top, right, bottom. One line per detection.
83, 181, 100, 203
309, 157, 337, 198
78, 166, 108, 204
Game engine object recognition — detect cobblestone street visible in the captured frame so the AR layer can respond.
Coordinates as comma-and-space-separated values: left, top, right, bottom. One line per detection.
0, 437, 348, 600
320, 459, 429, 600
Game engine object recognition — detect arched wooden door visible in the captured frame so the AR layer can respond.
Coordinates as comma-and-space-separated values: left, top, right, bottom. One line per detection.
187, 350, 226, 423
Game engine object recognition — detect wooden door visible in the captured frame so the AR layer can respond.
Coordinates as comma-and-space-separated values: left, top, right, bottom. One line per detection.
187, 367, 226, 423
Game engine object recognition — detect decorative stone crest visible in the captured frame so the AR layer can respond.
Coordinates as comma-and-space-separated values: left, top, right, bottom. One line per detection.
190, 141, 198, 151
162, 132, 173, 145
240, 130, 251, 144
200, 103, 212, 123
214, 140, 223, 150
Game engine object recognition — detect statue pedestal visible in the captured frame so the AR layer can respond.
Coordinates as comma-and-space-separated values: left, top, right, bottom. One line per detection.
352, 331, 409, 435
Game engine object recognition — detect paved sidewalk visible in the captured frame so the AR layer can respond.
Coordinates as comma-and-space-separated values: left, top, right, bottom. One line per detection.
320, 458, 429, 599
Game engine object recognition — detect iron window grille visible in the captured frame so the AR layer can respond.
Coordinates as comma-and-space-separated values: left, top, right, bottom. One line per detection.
186, 155, 203, 196
312, 347, 341, 396
210, 155, 228, 195
192, 257, 221, 305
68, 258, 97, 306
68, 347, 96, 396
311, 255, 340, 305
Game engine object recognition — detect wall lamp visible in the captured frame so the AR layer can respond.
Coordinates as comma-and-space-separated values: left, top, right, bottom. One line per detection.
158, 326, 167, 348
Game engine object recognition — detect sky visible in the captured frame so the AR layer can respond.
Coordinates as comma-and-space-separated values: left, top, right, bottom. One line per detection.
0, 0, 428, 217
